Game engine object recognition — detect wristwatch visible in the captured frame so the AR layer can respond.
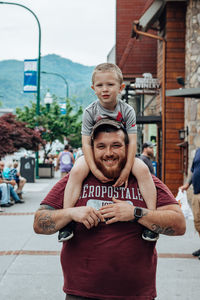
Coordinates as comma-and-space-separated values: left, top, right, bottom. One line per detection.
134, 207, 143, 222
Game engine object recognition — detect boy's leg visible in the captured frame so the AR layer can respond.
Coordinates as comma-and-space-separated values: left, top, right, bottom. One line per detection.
132, 158, 158, 241
132, 158, 156, 209
58, 156, 89, 242
64, 156, 89, 209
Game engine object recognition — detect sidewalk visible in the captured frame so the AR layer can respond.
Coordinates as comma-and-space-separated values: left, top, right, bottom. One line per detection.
0, 173, 200, 299
0, 171, 64, 300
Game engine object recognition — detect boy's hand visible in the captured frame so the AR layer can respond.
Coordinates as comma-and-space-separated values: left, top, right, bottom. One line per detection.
92, 168, 112, 183
69, 206, 105, 229
113, 167, 130, 188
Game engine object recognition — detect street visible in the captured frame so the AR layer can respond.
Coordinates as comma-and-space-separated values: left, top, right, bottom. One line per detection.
0, 172, 200, 300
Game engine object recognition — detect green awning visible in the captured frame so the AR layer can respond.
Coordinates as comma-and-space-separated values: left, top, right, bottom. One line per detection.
166, 88, 200, 98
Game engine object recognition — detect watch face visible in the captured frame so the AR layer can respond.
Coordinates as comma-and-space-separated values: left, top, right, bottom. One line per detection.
135, 207, 143, 218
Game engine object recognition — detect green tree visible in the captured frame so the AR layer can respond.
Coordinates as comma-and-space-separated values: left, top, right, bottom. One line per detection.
16, 98, 83, 162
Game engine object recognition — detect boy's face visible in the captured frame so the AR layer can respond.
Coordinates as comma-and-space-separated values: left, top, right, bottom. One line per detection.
91, 71, 125, 109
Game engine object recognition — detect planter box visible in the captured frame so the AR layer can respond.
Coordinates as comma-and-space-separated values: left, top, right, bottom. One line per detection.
39, 163, 54, 178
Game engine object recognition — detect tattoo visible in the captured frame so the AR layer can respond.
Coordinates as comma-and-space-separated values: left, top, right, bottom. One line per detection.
151, 224, 175, 236
36, 205, 56, 234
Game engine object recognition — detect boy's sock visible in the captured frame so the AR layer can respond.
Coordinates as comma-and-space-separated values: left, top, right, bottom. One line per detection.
58, 221, 75, 242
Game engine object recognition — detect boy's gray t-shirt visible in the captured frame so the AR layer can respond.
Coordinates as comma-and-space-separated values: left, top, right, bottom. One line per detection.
81, 99, 137, 136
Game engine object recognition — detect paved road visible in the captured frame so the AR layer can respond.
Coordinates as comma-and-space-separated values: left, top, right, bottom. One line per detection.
0, 173, 200, 300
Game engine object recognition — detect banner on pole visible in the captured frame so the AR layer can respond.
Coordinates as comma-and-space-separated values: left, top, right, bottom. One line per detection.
24, 59, 37, 93
59, 102, 66, 115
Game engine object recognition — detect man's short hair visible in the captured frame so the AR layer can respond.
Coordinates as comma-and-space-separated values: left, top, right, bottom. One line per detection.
142, 141, 155, 151
64, 145, 69, 150
91, 118, 129, 145
92, 63, 123, 84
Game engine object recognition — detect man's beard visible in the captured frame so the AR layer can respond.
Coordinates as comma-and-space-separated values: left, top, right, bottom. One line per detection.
147, 151, 154, 159
95, 155, 126, 180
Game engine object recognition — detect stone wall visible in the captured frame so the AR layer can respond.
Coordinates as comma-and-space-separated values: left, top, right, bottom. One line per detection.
185, 0, 200, 199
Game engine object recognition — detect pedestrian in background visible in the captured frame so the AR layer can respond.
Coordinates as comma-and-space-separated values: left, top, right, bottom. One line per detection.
55, 145, 75, 178
0, 161, 24, 206
139, 142, 155, 175
180, 147, 200, 259
9, 162, 26, 199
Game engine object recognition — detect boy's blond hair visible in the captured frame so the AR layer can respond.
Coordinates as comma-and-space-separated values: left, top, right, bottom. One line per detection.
92, 63, 123, 84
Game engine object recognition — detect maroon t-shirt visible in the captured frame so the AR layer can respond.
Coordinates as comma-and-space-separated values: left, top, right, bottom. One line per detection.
42, 174, 178, 300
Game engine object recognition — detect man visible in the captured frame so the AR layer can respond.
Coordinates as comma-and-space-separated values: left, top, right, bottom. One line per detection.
139, 141, 155, 174
9, 162, 27, 199
0, 161, 24, 206
56, 144, 75, 178
180, 147, 200, 259
34, 119, 185, 300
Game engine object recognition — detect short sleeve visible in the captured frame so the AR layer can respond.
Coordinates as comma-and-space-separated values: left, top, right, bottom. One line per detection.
81, 108, 95, 136
41, 175, 69, 209
123, 104, 137, 134
153, 176, 178, 207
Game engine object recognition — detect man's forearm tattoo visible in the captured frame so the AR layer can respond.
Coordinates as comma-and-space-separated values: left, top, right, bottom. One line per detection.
36, 206, 56, 233
151, 224, 175, 235
142, 208, 175, 235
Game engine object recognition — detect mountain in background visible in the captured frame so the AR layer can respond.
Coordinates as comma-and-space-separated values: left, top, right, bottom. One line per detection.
0, 54, 96, 111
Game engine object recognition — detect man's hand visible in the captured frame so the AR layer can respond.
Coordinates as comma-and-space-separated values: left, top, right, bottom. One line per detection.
9, 180, 16, 186
113, 167, 130, 188
69, 206, 105, 229
100, 197, 134, 224
179, 183, 189, 192
34, 205, 105, 235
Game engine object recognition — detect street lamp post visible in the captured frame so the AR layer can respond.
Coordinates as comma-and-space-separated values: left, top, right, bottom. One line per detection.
44, 91, 53, 112
0, 1, 41, 179
41, 71, 69, 99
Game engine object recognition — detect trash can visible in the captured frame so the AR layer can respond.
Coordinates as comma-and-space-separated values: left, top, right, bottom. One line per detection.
20, 157, 35, 183
39, 163, 54, 178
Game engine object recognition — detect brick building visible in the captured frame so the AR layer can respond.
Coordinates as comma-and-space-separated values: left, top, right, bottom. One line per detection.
109, 0, 200, 196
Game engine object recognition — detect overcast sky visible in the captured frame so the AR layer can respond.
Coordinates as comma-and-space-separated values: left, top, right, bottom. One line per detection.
0, 0, 116, 66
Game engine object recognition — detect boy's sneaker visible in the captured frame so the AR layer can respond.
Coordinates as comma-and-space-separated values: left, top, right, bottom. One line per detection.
58, 222, 75, 242
142, 229, 159, 242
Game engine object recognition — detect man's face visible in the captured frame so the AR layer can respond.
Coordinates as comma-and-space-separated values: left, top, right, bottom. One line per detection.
93, 130, 127, 179
146, 146, 154, 159
0, 162, 4, 171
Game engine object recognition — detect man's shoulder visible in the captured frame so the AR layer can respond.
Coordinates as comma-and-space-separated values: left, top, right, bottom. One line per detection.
139, 154, 148, 159
139, 155, 150, 163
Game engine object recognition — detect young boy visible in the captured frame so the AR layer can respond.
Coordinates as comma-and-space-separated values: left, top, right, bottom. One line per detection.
58, 63, 158, 242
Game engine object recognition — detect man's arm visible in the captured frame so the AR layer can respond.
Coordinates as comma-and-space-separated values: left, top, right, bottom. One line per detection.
180, 171, 193, 191
100, 198, 186, 236
0, 178, 16, 186
33, 204, 105, 235
33, 205, 70, 235
138, 204, 186, 236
